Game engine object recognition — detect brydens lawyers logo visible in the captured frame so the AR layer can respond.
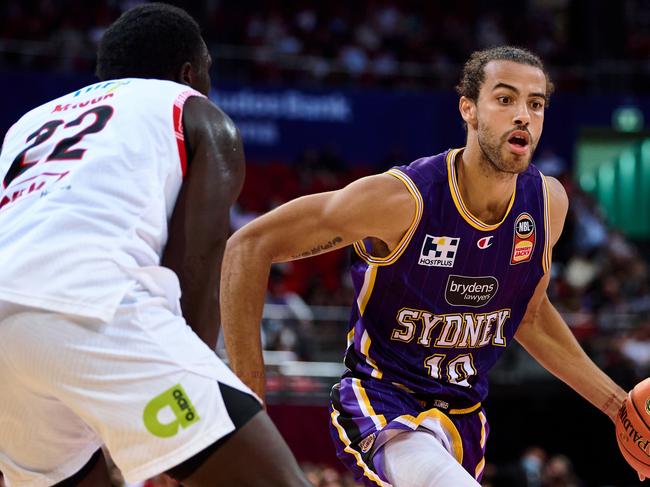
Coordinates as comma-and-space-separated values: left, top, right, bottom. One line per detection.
445, 275, 499, 307
419, 235, 459, 268
511, 212, 536, 265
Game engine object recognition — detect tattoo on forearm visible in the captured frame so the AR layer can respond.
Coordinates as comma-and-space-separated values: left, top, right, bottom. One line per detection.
292, 236, 343, 259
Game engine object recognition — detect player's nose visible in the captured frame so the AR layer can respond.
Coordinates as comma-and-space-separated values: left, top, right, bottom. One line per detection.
512, 102, 531, 126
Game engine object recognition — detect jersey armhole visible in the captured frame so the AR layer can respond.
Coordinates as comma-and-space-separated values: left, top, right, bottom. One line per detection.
352, 168, 424, 266
172, 90, 205, 178
540, 173, 552, 274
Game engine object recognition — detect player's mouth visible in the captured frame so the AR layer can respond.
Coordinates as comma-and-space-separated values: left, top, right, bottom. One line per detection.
507, 130, 530, 156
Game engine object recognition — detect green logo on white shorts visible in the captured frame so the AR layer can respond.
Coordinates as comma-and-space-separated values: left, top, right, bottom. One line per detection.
143, 384, 200, 438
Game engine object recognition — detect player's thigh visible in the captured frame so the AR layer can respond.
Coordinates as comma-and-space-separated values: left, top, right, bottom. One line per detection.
375, 430, 480, 487
166, 382, 309, 487
0, 306, 104, 486
53, 449, 111, 487
173, 409, 310, 487
0, 297, 260, 485
89, 300, 265, 484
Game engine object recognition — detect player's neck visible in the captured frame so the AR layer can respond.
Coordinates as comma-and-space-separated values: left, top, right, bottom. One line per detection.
456, 145, 517, 226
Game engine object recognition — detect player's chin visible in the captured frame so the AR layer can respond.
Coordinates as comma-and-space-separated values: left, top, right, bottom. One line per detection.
513, 158, 531, 173
501, 152, 531, 174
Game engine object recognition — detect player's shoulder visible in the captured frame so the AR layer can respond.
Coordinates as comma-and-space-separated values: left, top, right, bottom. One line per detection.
183, 96, 239, 142
524, 165, 568, 218
542, 175, 569, 245
544, 175, 568, 214
520, 164, 565, 200
184, 96, 233, 125
329, 172, 416, 222
391, 148, 454, 188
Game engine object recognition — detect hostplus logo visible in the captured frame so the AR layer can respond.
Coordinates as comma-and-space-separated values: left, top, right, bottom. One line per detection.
418, 235, 459, 268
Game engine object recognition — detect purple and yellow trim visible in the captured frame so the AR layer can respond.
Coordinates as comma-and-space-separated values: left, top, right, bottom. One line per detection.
351, 378, 388, 431
353, 168, 423, 266
447, 148, 516, 231
474, 411, 488, 479
330, 407, 392, 487
354, 265, 383, 379
449, 402, 482, 415
540, 174, 552, 274
394, 407, 464, 464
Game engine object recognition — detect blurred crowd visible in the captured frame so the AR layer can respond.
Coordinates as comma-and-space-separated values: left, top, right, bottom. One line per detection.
1, 0, 650, 92
484, 447, 585, 487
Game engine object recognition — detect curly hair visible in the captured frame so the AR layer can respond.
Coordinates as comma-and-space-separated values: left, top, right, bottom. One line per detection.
96, 3, 204, 81
456, 46, 554, 104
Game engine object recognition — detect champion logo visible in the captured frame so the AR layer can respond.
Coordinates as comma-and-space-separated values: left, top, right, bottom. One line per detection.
477, 236, 494, 249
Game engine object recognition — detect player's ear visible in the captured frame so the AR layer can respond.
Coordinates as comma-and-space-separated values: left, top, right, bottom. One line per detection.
459, 96, 477, 129
178, 61, 193, 87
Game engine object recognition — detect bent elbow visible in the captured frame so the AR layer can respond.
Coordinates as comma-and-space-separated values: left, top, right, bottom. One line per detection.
224, 226, 273, 268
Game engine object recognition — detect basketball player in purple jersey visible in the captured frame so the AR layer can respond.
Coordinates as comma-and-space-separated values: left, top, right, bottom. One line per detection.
220, 47, 636, 486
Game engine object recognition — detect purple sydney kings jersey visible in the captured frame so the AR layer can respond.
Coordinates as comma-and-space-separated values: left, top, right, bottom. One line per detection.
344, 148, 551, 407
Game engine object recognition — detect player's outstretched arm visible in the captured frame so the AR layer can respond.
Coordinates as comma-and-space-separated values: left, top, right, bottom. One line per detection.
220, 173, 416, 401
515, 177, 627, 420
162, 96, 245, 349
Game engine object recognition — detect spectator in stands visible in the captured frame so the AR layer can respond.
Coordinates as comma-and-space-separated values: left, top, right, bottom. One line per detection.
542, 455, 582, 487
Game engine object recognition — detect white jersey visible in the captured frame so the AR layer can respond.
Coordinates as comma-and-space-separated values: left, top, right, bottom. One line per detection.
0, 79, 204, 322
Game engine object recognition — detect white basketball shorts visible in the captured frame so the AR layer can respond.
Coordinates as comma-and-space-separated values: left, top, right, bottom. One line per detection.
0, 289, 256, 487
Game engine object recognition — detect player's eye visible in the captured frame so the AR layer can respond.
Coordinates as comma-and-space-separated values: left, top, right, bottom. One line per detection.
530, 100, 544, 110
497, 96, 511, 104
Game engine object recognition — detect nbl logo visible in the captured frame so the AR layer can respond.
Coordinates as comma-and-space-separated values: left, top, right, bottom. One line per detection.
418, 235, 460, 268
516, 216, 534, 238
511, 213, 536, 265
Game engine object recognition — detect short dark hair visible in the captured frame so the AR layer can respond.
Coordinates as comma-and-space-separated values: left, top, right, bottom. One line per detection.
456, 46, 554, 104
96, 3, 204, 81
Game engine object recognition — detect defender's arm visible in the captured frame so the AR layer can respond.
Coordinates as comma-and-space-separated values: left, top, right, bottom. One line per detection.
162, 96, 245, 349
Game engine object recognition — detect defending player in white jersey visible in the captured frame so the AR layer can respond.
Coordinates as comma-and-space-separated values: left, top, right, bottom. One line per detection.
0, 4, 310, 487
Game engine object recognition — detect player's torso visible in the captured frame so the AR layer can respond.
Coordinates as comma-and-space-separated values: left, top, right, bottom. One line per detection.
0, 79, 202, 320
345, 148, 550, 405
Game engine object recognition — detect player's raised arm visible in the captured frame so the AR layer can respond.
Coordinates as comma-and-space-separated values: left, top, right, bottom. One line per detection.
220, 173, 416, 400
515, 176, 627, 420
162, 97, 245, 349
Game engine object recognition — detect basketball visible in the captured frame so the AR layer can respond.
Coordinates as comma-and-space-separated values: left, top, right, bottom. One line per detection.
616, 378, 650, 477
